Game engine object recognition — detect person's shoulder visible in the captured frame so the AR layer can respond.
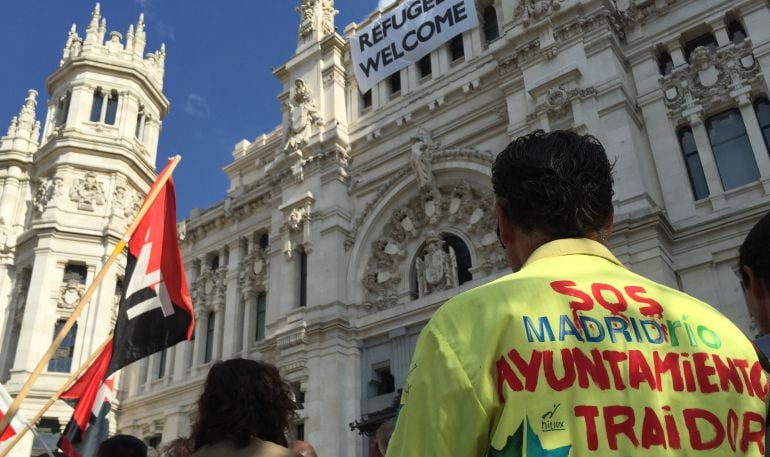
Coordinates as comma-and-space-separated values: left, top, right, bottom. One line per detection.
253, 439, 299, 457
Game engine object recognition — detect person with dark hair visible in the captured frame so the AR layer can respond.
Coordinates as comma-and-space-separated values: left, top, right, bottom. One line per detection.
741, 211, 770, 336
386, 130, 768, 456
160, 437, 193, 457
190, 358, 298, 457
96, 434, 147, 457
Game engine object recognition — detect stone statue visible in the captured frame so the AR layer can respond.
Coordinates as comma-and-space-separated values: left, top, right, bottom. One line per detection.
284, 79, 322, 155
415, 232, 458, 298
410, 128, 434, 190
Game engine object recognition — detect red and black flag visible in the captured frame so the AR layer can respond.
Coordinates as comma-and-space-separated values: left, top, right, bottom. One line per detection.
107, 160, 194, 375
58, 341, 114, 457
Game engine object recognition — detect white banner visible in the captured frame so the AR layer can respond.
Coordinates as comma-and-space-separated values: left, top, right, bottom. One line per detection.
349, 0, 479, 93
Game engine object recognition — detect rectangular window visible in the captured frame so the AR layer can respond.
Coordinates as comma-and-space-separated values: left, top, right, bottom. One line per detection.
157, 348, 166, 379
256, 292, 266, 341
482, 6, 500, 42
291, 382, 305, 409
56, 92, 71, 127
48, 320, 77, 373
105, 91, 118, 125
368, 363, 395, 398
64, 262, 88, 285
450, 34, 465, 62
678, 128, 709, 200
418, 55, 432, 79
361, 90, 372, 110
387, 72, 402, 97
204, 311, 215, 363
706, 109, 760, 191
299, 250, 307, 308
90, 90, 104, 122
683, 33, 718, 63
755, 97, 770, 153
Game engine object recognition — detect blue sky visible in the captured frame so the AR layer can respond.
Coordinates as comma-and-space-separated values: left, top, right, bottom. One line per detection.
0, 1, 383, 219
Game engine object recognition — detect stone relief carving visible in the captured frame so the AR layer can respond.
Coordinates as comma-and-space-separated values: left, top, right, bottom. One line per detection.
238, 247, 269, 298
297, 0, 336, 40
514, 0, 565, 26
286, 207, 308, 232
192, 266, 227, 310
112, 185, 143, 220
70, 172, 106, 211
612, 0, 682, 26
362, 182, 505, 309
410, 128, 435, 190
349, 142, 495, 246
11, 273, 31, 327
527, 84, 597, 123
661, 41, 762, 120
33, 176, 64, 213
58, 278, 85, 310
415, 232, 458, 298
284, 79, 323, 157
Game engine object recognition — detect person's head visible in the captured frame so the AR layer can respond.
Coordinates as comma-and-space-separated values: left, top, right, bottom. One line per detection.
492, 129, 615, 271
288, 440, 318, 457
160, 437, 193, 457
191, 358, 295, 451
740, 211, 770, 334
97, 434, 147, 457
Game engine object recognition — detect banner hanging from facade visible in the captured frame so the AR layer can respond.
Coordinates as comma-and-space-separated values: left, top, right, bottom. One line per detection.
349, 0, 478, 93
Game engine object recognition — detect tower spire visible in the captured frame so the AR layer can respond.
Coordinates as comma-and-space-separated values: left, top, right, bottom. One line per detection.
84, 3, 101, 44
1, 90, 40, 150
134, 13, 146, 57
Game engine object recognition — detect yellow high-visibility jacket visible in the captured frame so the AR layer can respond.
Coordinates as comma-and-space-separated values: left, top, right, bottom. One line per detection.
386, 239, 769, 457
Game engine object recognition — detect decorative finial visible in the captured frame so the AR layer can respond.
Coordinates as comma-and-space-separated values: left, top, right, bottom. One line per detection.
25, 89, 38, 107
32, 121, 41, 144
6, 117, 17, 137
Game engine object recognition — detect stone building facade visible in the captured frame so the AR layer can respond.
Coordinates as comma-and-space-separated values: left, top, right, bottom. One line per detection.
3, 0, 770, 456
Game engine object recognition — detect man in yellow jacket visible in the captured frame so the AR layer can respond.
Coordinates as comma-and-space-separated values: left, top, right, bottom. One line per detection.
385, 130, 769, 457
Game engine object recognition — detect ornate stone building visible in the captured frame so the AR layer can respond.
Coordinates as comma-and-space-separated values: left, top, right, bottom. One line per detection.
3, 0, 770, 456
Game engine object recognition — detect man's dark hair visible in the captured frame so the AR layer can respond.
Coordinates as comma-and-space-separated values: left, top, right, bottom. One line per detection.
191, 358, 295, 451
97, 434, 147, 457
740, 211, 770, 287
492, 129, 614, 238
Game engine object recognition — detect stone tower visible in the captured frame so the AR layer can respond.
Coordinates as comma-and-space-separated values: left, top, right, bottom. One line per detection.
0, 4, 168, 455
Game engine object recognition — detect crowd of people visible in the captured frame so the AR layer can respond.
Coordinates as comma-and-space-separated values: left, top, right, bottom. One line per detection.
88, 130, 770, 456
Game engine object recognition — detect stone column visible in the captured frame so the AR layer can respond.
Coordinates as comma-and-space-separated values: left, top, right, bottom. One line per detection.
670, 44, 686, 67
191, 309, 205, 368
222, 242, 240, 358
390, 328, 411, 389
0, 165, 21, 225
737, 93, 770, 179
99, 91, 109, 123
242, 292, 256, 353
714, 25, 730, 47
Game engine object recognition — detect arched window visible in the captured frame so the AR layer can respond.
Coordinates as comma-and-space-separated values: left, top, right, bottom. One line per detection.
706, 109, 759, 190
727, 20, 747, 44
48, 320, 77, 373
204, 311, 215, 363
678, 127, 709, 200
482, 6, 500, 42
755, 97, 770, 153
442, 235, 472, 285
256, 292, 267, 341
259, 233, 269, 250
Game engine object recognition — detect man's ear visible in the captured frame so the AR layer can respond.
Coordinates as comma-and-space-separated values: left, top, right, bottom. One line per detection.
744, 265, 767, 301
495, 201, 512, 249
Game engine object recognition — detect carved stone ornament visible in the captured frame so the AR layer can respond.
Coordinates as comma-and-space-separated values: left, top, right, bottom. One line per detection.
297, 0, 337, 40
238, 247, 269, 298
415, 231, 459, 298
112, 185, 143, 219
612, 0, 682, 26
191, 265, 228, 310
11, 274, 30, 327
527, 84, 597, 122
514, 0, 565, 26
69, 172, 106, 211
287, 207, 307, 232
362, 182, 505, 310
661, 41, 762, 120
33, 176, 64, 213
58, 278, 85, 310
284, 79, 323, 156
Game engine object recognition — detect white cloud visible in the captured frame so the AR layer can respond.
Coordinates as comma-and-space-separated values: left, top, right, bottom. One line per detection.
185, 93, 210, 118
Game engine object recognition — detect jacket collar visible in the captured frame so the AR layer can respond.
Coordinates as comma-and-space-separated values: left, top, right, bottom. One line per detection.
523, 238, 625, 269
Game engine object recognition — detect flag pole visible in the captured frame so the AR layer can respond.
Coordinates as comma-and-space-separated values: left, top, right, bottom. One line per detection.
0, 155, 182, 439
0, 337, 113, 457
